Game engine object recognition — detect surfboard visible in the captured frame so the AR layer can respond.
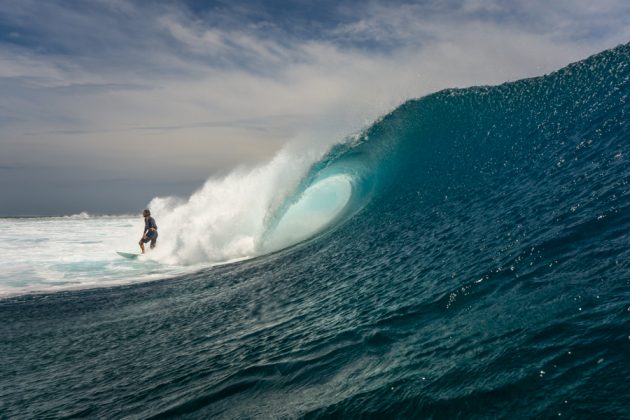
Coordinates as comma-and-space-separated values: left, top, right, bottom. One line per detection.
116, 251, 141, 259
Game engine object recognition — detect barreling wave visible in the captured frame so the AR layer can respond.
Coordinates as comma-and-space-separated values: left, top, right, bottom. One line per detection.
146, 114, 398, 265
2, 43, 629, 418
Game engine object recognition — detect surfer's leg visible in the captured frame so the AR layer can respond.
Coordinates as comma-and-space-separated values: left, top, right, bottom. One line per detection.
139, 238, 145, 254
150, 235, 157, 249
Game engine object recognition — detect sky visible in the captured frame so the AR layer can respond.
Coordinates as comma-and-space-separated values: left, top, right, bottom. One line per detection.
0, 0, 629, 215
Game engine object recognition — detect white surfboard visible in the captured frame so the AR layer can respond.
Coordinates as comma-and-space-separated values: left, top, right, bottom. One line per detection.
116, 251, 141, 259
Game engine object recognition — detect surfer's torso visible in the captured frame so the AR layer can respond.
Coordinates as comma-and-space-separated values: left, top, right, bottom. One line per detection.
144, 216, 157, 234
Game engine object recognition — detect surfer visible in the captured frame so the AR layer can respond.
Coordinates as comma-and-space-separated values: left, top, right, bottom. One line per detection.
139, 209, 158, 253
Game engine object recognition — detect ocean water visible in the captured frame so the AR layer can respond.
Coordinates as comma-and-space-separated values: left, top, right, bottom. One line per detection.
1, 44, 629, 418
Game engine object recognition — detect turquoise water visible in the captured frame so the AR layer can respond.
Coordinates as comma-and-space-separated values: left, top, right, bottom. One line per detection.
1, 44, 629, 418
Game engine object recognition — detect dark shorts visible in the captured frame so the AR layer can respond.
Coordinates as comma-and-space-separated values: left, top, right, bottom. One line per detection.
141, 230, 158, 246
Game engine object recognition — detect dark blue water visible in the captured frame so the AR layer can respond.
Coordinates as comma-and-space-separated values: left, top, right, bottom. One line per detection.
2, 44, 630, 418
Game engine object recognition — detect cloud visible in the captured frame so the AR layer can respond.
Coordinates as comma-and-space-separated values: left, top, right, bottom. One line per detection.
0, 0, 628, 214
25, 114, 310, 136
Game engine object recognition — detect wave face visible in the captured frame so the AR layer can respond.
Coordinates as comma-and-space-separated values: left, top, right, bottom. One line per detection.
2, 44, 629, 418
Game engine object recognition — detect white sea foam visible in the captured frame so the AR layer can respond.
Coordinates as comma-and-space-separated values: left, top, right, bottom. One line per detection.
147, 148, 351, 265
0, 147, 354, 296
0, 215, 168, 297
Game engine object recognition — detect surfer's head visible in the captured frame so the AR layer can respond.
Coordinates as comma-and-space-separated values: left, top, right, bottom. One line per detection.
143, 209, 151, 217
